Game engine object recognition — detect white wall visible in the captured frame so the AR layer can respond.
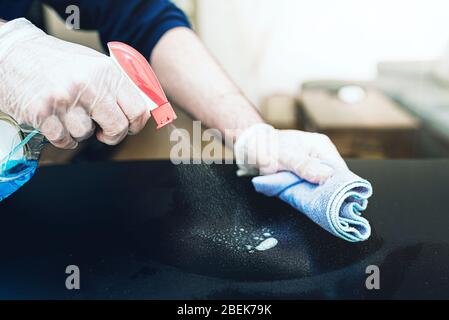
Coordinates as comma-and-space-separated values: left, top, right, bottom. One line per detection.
197, 0, 449, 106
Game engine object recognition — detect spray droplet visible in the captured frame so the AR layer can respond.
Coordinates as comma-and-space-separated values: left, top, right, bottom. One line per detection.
263, 232, 271, 237
255, 238, 278, 251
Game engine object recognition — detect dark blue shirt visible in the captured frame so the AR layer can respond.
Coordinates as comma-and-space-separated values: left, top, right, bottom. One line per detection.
0, 0, 191, 58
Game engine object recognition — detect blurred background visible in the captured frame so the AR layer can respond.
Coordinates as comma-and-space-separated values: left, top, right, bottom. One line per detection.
36, 0, 449, 163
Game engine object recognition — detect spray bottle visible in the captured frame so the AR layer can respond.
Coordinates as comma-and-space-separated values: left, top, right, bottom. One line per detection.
0, 42, 176, 202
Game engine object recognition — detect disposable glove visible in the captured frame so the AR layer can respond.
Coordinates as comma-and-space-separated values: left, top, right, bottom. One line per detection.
234, 123, 347, 184
0, 18, 150, 149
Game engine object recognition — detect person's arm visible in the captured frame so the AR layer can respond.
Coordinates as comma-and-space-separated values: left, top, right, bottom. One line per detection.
151, 27, 264, 141
150, 27, 346, 184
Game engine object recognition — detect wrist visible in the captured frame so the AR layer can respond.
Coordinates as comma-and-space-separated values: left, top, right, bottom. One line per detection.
0, 18, 31, 34
0, 18, 44, 49
235, 123, 275, 145
214, 92, 265, 140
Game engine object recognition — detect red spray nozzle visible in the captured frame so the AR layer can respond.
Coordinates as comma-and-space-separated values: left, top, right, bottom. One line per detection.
152, 102, 177, 129
107, 41, 177, 129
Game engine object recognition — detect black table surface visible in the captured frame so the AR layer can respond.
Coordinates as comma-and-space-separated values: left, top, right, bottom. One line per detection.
1, 159, 449, 299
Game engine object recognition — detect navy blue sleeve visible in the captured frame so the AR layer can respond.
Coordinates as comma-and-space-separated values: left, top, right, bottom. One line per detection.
0, 0, 34, 21
42, 0, 191, 58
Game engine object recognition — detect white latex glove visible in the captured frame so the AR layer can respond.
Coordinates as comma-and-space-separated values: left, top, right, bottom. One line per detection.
234, 123, 347, 184
0, 18, 150, 149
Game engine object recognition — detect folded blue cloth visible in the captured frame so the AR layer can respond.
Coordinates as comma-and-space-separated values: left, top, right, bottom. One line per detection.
252, 169, 373, 242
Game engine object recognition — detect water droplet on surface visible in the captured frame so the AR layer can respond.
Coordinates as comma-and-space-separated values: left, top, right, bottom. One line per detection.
255, 238, 278, 251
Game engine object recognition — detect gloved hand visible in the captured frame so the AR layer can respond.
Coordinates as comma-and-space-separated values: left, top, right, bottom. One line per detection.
0, 18, 150, 149
234, 123, 347, 184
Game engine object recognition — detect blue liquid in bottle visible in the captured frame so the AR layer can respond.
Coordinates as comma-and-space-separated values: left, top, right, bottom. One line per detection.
0, 160, 38, 202
0, 112, 44, 202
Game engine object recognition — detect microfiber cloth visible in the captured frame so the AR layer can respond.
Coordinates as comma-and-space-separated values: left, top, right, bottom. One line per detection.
252, 169, 373, 242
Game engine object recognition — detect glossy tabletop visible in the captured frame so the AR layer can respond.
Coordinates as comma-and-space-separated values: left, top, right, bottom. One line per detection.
1, 160, 448, 299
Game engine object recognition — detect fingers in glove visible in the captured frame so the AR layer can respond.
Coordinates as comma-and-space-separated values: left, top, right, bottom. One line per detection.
91, 98, 129, 145
310, 133, 347, 169
299, 158, 334, 185
281, 153, 334, 185
64, 106, 95, 142
40, 114, 78, 149
117, 80, 151, 135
